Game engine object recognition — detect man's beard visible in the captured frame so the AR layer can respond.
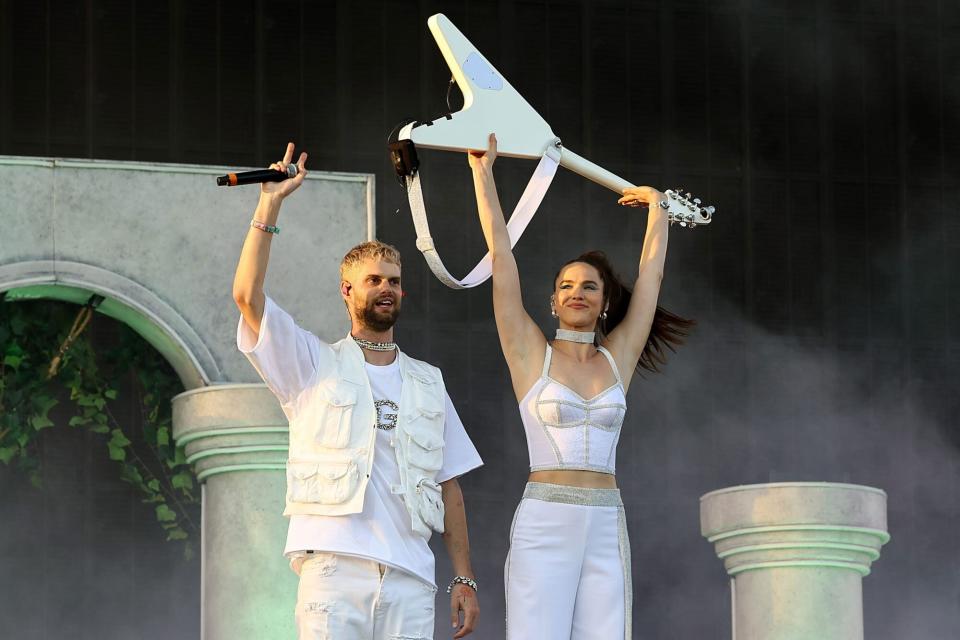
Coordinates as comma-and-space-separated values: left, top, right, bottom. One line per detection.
355, 297, 401, 332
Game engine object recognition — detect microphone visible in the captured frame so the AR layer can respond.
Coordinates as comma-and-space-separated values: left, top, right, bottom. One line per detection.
216, 164, 298, 186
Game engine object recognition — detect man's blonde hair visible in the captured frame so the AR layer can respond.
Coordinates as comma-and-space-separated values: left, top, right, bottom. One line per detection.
340, 241, 402, 280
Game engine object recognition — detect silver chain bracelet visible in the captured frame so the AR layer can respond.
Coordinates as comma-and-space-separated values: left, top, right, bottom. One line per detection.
446, 575, 478, 593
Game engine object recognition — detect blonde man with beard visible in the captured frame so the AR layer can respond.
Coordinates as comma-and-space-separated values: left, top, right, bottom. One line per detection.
233, 143, 482, 639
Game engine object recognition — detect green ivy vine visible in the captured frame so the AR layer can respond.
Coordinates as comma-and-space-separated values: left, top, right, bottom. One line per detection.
0, 298, 198, 558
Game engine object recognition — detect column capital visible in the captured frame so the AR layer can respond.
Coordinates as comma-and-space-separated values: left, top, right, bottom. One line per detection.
701, 482, 889, 577
172, 383, 288, 482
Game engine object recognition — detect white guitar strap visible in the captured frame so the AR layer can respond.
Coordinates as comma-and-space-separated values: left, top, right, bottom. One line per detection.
401, 124, 562, 289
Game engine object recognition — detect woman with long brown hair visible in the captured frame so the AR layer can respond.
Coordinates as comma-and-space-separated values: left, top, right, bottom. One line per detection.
467, 134, 692, 639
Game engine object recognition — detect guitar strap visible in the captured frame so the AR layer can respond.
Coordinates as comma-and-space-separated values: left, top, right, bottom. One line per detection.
399, 123, 562, 289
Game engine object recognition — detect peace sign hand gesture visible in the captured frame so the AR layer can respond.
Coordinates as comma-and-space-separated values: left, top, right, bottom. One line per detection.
261, 142, 308, 200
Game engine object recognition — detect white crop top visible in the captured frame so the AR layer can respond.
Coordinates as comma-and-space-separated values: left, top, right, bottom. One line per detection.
519, 344, 627, 474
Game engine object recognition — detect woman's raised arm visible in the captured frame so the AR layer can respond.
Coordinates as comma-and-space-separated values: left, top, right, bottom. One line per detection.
604, 187, 670, 388
468, 134, 546, 396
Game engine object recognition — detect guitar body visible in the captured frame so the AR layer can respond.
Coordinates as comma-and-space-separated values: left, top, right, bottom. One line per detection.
409, 14, 557, 160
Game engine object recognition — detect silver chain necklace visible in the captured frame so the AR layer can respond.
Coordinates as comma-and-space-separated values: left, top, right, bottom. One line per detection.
352, 336, 397, 352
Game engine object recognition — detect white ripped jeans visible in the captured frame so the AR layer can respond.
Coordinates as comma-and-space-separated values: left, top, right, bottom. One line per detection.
295, 553, 438, 640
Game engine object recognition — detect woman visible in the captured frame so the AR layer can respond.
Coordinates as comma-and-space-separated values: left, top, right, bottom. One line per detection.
467, 134, 692, 639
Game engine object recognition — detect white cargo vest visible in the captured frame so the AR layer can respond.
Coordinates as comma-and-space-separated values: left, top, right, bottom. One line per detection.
283, 335, 446, 538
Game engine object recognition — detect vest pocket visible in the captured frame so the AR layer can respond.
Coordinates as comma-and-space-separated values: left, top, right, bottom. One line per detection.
314, 384, 358, 449
415, 477, 446, 533
405, 416, 444, 472
287, 459, 359, 505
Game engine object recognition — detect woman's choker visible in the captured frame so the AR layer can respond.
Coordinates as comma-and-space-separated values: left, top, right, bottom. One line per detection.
554, 329, 596, 344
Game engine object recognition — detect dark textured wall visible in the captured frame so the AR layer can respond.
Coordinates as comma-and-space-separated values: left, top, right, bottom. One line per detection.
1, 1, 958, 638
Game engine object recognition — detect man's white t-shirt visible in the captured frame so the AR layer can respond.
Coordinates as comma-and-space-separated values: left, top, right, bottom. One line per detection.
238, 298, 483, 587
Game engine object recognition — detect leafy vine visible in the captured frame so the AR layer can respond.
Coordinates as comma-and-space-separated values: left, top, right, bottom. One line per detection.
0, 298, 198, 558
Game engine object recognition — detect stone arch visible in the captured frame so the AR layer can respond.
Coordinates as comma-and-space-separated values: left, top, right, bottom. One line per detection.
0, 259, 216, 389
1, 154, 373, 389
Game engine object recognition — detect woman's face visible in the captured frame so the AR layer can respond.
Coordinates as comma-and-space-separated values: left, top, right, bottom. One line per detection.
553, 262, 605, 330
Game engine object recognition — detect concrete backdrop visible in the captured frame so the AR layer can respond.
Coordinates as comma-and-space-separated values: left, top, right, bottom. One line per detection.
1, 0, 958, 638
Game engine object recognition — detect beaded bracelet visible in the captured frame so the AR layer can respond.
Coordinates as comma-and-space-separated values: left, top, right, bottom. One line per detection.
446, 576, 478, 593
250, 219, 280, 235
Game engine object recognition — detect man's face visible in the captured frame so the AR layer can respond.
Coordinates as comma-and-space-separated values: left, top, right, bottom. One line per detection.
342, 258, 402, 332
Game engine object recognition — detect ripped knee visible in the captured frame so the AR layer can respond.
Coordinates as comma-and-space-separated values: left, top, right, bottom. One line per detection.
297, 600, 335, 640
300, 553, 338, 577
303, 601, 334, 615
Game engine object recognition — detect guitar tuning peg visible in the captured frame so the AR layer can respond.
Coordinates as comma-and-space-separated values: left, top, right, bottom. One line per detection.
659, 200, 668, 209
693, 198, 701, 205
705, 206, 715, 216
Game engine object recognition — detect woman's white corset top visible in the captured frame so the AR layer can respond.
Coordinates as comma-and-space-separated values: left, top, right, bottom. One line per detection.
519, 345, 627, 474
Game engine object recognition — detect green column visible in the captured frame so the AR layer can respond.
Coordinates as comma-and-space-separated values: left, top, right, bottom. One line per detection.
173, 383, 295, 640
701, 482, 890, 640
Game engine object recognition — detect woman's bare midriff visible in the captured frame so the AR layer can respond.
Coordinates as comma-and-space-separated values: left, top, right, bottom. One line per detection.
528, 469, 617, 489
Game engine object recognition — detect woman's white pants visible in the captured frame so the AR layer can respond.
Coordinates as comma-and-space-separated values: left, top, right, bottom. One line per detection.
505, 482, 632, 639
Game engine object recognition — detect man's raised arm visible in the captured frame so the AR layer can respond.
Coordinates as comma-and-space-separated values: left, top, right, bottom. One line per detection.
232, 142, 308, 336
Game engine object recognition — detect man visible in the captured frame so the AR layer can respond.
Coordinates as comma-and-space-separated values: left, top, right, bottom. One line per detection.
232, 143, 482, 639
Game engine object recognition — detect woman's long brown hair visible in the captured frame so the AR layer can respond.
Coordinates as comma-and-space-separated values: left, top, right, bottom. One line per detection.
555, 251, 694, 374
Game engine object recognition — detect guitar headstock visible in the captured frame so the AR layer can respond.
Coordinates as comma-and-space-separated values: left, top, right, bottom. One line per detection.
660, 188, 715, 228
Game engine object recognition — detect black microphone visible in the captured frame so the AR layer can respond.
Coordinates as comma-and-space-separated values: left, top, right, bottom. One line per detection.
216, 164, 298, 186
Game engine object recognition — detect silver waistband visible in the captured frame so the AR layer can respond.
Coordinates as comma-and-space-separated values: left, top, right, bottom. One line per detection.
523, 481, 623, 507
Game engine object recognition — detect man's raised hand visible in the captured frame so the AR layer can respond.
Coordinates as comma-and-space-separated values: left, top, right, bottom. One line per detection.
262, 142, 308, 199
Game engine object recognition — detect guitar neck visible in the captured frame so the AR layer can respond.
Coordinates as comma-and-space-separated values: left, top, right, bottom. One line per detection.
558, 147, 634, 195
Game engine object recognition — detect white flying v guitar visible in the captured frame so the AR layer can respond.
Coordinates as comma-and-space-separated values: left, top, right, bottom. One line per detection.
391, 13, 715, 289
